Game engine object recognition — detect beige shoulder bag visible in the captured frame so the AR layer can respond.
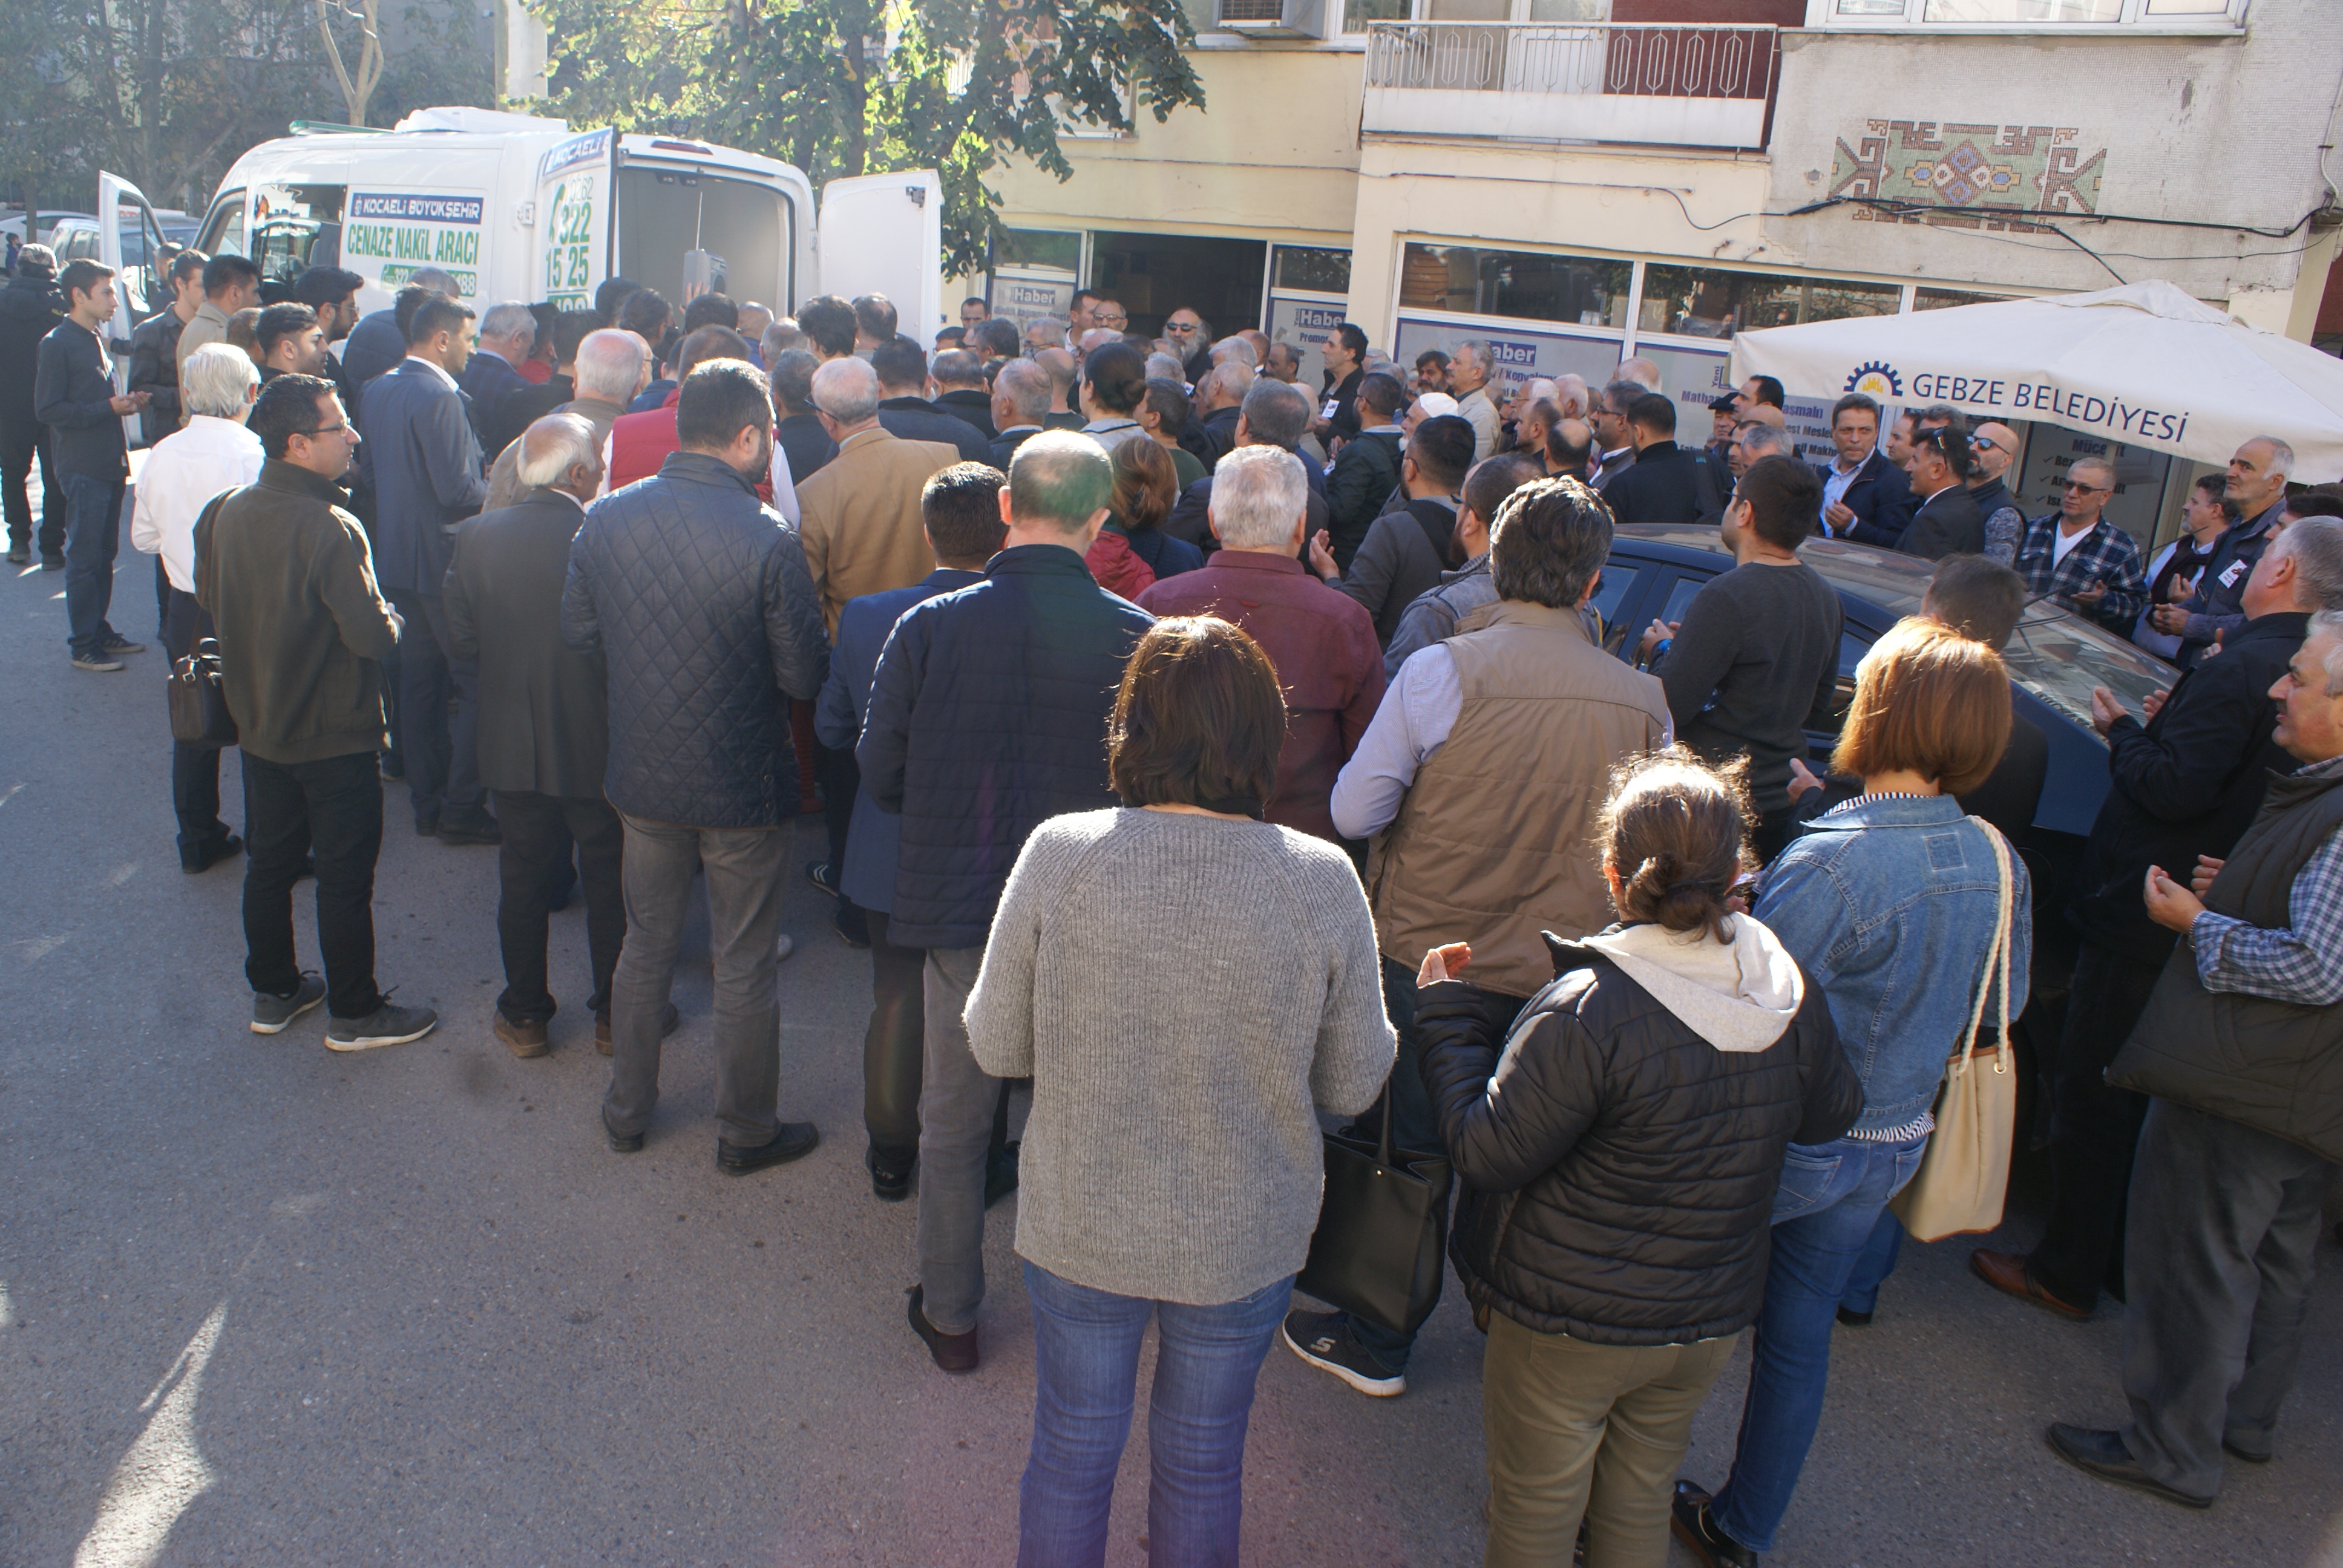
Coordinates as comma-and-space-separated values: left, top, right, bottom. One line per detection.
1889, 817, 2017, 1243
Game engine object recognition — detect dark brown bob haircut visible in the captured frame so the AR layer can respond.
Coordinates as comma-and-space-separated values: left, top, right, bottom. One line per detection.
1830, 617, 2011, 795
1108, 618, 1286, 819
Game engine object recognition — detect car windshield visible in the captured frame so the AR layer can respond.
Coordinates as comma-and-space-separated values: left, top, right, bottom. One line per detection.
1614, 524, 2177, 734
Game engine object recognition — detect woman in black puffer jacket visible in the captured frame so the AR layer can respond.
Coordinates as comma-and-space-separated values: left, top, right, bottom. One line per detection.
1415, 749, 1862, 1568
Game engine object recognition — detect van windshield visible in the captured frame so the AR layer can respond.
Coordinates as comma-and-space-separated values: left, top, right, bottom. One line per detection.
617, 166, 792, 315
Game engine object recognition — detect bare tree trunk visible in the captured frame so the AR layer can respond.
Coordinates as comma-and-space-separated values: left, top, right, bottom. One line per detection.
316, 0, 385, 126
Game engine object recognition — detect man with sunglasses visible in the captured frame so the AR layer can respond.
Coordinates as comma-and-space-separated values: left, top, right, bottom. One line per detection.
2013, 454, 2147, 633
1966, 421, 2027, 565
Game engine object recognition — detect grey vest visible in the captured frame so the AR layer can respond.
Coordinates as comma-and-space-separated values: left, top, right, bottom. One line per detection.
2108, 762, 2343, 1161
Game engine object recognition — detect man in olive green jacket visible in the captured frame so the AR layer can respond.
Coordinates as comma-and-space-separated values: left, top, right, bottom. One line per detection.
194, 372, 436, 1053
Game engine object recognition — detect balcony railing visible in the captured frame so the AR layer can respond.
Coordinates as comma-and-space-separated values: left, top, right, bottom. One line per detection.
1362, 22, 1779, 150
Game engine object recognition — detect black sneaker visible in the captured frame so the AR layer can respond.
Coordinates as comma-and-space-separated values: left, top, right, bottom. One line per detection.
1282, 1308, 1404, 1397
806, 859, 842, 898
5, 545, 27, 565
868, 1145, 914, 1202
326, 999, 439, 1053
604, 1112, 644, 1154
251, 972, 326, 1034
833, 903, 870, 949
41, 554, 64, 571
99, 632, 145, 656
70, 653, 124, 673
1671, 1481, 1758, 1568
717, 1121, 821, 1175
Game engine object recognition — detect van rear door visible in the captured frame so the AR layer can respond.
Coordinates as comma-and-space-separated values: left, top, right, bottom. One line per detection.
817, 172, 942, 340
534, 129, 614, 312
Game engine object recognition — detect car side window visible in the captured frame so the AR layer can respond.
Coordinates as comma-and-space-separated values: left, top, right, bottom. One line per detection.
1590, 563, 1643, 655
1810, 629, 1871, 735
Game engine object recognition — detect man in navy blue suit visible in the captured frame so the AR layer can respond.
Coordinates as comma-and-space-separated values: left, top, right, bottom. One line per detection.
1814, 392, 1915, 549
358, 295, 494, 843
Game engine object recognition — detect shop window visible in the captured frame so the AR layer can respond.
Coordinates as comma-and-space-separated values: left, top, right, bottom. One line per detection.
998, 228, 1081, 273
1398, 242, 1631, 328
1639, 263, 1899, 338
1914, 286, 2016, 310
1273, 246, 1352, 293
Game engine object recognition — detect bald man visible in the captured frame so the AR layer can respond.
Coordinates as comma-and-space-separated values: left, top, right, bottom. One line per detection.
1968, 420, 2026, 564
446, 413, 628, 1057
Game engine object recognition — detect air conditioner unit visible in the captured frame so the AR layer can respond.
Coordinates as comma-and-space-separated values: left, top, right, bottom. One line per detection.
1217, 0, 1331, 41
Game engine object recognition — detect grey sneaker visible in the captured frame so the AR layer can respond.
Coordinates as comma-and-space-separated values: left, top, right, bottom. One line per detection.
326, 999, 439, 1053
70, 653, 124, 673
251, 972, 327, 1034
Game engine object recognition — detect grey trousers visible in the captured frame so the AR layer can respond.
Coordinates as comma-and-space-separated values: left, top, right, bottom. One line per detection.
917, 944, 998, 1336
601, 814, 787, 1148
2120, 1098, 2335, 1497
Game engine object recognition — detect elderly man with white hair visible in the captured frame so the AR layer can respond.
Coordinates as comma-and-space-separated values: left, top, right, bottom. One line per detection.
446, 413, 630, 1059
1730, 418, 1795, 480
484, 326, 652, 511
131, 341, 263, 872
2152, 434, 2296, 666
461, 301, 540, 446
1135, 445, 1384, 843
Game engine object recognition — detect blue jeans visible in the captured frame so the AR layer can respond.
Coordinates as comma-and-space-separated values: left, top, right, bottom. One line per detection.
1709, 1132, 1928, 1553
61, 471, 122, 659
1018, 1263, 1290, 1568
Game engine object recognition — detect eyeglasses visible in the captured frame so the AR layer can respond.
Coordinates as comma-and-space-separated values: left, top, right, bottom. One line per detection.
297, 423, 353, 438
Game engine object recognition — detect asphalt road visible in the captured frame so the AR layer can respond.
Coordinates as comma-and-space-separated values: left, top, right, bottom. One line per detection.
3, 513, 2341, 1567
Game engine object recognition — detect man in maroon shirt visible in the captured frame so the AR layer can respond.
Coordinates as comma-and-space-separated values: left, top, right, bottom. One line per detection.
1138, 445, 1385, 842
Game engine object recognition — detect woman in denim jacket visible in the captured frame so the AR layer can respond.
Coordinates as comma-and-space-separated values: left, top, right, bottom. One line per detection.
1675, 618, 2031, 1568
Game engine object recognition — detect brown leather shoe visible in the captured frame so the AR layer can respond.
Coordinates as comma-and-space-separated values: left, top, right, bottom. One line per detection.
494, 1014, 549, 1059
908, 1285, 979, 1374
1970, 1248, 2091, 1320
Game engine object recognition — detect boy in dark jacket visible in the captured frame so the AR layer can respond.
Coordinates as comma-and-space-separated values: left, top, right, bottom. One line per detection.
859, 431, 1153, 1373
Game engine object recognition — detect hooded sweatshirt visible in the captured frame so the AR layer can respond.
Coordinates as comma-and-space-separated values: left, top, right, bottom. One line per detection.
1579, 913, 1804, 1053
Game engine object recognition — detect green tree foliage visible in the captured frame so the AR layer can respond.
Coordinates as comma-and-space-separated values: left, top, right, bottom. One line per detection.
0, 0, 491, 221
530, 0, 1205, 276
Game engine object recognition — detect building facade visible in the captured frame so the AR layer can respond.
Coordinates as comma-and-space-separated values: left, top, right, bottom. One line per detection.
991, 0, 2343, 535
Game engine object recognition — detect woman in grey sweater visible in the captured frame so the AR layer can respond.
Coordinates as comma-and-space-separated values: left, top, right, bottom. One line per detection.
967, 616, 1395, 1568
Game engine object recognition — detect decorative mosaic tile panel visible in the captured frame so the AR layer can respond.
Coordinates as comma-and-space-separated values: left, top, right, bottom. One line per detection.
1828, 121, 2108, 232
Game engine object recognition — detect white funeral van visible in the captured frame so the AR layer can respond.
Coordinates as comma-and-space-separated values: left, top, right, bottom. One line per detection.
93, 105, 941, 350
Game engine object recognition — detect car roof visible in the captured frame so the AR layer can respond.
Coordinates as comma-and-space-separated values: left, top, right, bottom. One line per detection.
1611, 522, 2174, 734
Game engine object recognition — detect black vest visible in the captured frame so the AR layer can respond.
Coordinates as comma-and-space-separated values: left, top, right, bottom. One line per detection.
2109, 760, 2343, 1161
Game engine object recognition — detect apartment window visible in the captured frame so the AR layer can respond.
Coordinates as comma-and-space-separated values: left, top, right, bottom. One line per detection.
1817, 0, 2243, 25
1345, 0, 1408, 30
1638, 263, 1899, 338
1400, 242, 1631, 329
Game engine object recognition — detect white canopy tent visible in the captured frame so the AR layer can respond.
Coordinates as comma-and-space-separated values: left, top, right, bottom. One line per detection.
1731, 280, 2343, 482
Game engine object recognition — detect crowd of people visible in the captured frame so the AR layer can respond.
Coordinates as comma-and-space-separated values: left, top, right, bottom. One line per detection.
4, 246, 2340, 1566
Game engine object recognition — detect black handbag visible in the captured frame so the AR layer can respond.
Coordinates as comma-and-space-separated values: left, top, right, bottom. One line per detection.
168, 635, 238, 749
1296, 1093, 1453, 1338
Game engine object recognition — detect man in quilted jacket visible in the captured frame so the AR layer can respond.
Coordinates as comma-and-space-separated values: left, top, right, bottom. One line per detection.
562, 359, 831, 1176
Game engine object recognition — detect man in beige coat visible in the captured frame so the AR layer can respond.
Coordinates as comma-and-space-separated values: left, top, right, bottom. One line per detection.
795, 356, 960, 636
795, 354, 963, 918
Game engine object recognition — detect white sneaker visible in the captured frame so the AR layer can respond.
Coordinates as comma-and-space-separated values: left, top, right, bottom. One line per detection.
775, 932, 795, 962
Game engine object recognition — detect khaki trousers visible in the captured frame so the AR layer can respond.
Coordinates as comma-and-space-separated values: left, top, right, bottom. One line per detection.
1481, 1313, 1738, 1568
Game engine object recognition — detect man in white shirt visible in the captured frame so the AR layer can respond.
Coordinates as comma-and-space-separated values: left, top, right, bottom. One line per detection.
1448, 340, 1501, 461
130, 342, 264, 872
